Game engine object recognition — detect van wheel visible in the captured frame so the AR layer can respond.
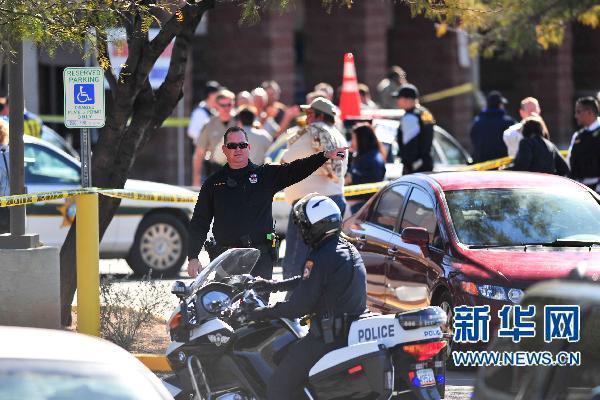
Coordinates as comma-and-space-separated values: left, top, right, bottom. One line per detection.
127, 213, 187, 277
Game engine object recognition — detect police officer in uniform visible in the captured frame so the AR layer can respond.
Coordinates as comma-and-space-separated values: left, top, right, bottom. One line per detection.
249, 193, 367, 400
187, 127, 348, 279
569, 96, 600, 192
394, 84, 435, 174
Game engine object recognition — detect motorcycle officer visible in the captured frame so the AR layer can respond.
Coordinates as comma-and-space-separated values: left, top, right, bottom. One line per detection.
249, 193, 367, 400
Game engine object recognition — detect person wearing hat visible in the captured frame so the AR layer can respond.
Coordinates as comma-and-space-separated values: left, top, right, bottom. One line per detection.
281, 96, 349, 282
394, 83, 436, 174
470, 90, 517, 163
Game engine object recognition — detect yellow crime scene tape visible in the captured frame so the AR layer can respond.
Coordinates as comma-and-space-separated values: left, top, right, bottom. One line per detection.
0, 149, 572, 208
0, 188, 95, 207
420, 83, 474, 104
0, 182, 387, 208
99, 189, 199, 203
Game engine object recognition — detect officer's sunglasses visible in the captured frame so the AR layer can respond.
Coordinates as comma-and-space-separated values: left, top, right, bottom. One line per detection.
225, 142, 249, 150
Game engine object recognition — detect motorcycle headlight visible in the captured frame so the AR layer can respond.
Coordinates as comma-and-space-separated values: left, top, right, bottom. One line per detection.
201, 290, 231, 314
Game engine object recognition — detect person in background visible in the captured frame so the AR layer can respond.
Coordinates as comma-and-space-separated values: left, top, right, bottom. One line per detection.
314, 82, 334, 101
470, 90, 517, 163
236, 91, 254, 108
568, 96, 600, 192
510, 117, 569, 176
274, 90, 329, 138
0, 119, 10, 233
503, 97, 547, 158
376, 65, 408, 109
394, 84, 435, 174
261, 80, 287, 125
281, 97, 348, 280
192, 89, 236, 186
235, 105, 272, 164
252, 87, 279, 137
0, 97, 42, 138
187, 81, 221, 145
358, 83, 377, 110
346, 123, 386, 213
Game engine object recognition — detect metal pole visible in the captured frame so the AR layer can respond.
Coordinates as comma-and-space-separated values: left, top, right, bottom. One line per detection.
75, 192, 100, 336
8, 38, 25, 235
80, 127, 92, 187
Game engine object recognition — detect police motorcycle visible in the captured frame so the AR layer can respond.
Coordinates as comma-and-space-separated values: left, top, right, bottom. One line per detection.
162, 248, 448, 400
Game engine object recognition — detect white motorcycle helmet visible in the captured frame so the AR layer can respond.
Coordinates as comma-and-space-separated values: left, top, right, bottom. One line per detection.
292, 193, 342, 247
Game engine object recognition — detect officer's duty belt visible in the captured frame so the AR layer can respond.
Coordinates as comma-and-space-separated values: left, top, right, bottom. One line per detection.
310, 314, 359, 339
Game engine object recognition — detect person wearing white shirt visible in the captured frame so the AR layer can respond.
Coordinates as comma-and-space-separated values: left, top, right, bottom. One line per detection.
503, 97, 543, 158
503, 97, 548, 158
187, 81, 221, 144
281, 97, 348, 280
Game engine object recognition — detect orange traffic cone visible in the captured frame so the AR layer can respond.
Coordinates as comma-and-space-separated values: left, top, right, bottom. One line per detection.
338, 53, 361, 121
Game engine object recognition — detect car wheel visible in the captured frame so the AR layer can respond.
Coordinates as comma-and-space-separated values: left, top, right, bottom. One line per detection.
127, 213, 187, 277
433, 291, 455, 366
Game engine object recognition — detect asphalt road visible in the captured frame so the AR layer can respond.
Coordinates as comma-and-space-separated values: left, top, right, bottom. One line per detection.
97, 258, 475, 399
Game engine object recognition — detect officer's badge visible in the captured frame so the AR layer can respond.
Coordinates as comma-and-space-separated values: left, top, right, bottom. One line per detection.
303, 260, 314, 280
249, 173, 258, 184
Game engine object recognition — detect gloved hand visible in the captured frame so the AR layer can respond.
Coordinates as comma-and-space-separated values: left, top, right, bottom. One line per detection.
249, 277, 276, 293
247, 306, 271, 322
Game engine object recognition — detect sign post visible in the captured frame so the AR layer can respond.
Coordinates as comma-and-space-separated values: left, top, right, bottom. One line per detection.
63, 67, 105, 187
63, 67, 105, 336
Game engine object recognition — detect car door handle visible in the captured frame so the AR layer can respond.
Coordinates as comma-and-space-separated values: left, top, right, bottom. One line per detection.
387, 247, 398, 256
356, 235, 367, 243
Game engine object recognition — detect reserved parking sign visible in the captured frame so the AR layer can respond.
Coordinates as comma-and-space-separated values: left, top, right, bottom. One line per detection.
63, 67, 105, 128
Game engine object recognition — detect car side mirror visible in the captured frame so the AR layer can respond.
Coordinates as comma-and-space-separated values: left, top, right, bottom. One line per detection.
401, 227, 430, 254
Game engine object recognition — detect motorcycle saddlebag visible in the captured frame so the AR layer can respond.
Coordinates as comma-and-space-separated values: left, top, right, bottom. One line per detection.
308, 341, 393, 400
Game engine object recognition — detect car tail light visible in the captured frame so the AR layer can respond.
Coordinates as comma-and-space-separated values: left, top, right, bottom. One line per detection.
169, 312, 183, 330
396, 306, 446, 329
403, 341, 447, 361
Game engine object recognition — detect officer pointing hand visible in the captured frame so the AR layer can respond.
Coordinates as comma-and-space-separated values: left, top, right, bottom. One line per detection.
187, 125, 351, 279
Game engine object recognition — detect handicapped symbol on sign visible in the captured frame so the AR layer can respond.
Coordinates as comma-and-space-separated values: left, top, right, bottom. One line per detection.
74, 84, 95, 104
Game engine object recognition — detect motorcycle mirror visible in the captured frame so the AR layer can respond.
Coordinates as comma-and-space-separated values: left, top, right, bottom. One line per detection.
171, 281, 188, 297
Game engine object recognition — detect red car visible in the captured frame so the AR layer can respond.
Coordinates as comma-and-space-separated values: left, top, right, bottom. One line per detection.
342, 171, 600, 340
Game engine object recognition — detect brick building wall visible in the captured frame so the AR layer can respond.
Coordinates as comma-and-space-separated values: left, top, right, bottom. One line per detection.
303, 1, 389, 97
129, 4, 599, 185
388, 4, 473, 146
572, 23, 600, 97
480, 30, 574, 147
202, 4, 296, 104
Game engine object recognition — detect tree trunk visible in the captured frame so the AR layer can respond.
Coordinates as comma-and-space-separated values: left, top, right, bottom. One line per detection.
60, 1, 214, 325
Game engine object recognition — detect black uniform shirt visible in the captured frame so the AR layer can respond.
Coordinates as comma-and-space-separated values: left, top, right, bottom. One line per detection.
188, 152, 328, 259
397, 106, 435, 174
569, 126, 600, 181
265, 236, 367, 320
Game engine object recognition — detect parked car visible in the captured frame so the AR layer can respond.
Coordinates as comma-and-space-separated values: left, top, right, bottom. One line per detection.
270, 122, 472, 235
342, 171, 600, 342
0, 326, 174, 399
473, 278, 600, 400
23, 135, 195, 277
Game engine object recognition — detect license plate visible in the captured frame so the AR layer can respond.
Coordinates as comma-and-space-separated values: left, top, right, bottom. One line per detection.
416, 368, 436, 387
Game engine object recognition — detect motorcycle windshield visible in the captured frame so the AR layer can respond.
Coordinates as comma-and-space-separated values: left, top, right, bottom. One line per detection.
189, 248, 260, 294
